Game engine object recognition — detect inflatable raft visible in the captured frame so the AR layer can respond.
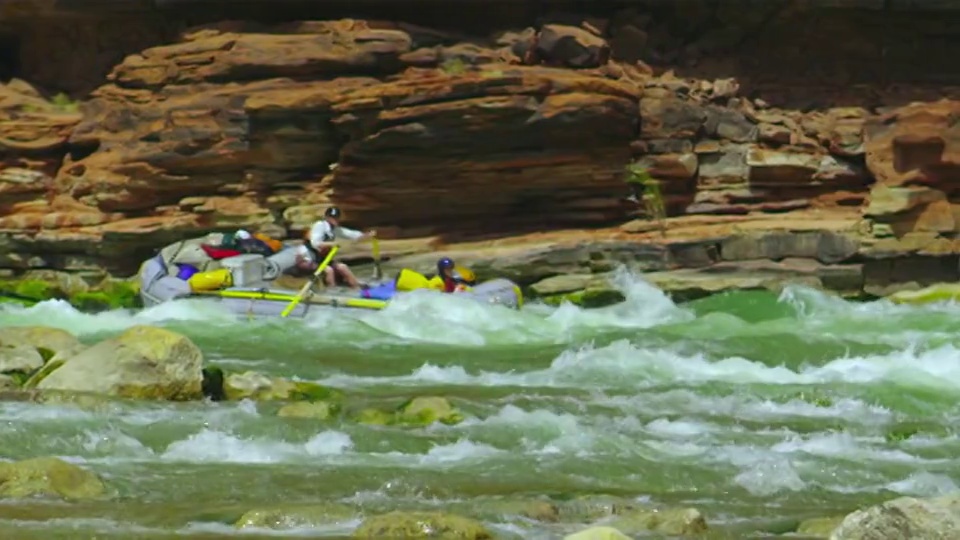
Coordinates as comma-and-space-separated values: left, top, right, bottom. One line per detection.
138, 235, 523, 318
886, 283, 960, 305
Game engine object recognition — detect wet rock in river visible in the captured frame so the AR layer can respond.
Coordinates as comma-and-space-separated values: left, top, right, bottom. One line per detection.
796, 515, 844, 537
353, 510, 492, 539
831, 494, 960, 539
563, 526, 632, 540
448, 497, 561, 524
222, 370, 343, 402
396, 396, 463, 426
276, 401, 336, 420
36, 325, 203, 400
558, 495, 708, 536
0, 457, 105, 501
235, 502, 360, 530
605, 505, 708, 536
0, 375, 16, 390
0, 326, 84, 378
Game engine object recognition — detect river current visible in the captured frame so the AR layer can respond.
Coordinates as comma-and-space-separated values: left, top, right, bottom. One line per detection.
1, 270, 958, 539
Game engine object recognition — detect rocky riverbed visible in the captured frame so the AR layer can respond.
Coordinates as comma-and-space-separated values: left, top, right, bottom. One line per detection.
3, 317, 960, 540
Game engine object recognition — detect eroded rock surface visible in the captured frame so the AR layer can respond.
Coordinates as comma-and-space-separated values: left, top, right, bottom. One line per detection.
0, 5, 958, 300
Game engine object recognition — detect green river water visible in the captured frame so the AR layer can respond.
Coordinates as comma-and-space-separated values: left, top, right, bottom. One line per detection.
1, 270, 958, 539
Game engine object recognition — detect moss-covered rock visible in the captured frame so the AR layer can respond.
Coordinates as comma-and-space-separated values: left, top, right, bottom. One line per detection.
353, 511, 492, 539
235, 502, 360, 530
222, 371, 344, 402
277, 401, 337, 420
69, 279, 141, 311
0, 375, 16, 390
353, 407, 395, 426
0, 457, 106, 500
0, 273, 141, 312
36, 325, 204, 400
22, 358, 65, 389
0, 279, 68, 303
396, 396, 464, 426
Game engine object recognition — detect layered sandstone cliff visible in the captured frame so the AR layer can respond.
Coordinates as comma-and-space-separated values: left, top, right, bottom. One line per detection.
0, 0, 959, 299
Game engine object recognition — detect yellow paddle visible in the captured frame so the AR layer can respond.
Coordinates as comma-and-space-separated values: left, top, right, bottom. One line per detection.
280, 244, 339, 318
371, 236, 382, 281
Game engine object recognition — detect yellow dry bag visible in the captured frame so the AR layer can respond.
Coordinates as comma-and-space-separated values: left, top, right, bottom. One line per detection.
188, 268, 233, 292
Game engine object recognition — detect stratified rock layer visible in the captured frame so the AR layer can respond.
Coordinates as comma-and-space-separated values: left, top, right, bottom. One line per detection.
0, 7, 957, 299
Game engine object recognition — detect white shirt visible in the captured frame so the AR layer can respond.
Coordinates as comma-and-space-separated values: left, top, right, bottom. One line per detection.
308, 219, 363, 249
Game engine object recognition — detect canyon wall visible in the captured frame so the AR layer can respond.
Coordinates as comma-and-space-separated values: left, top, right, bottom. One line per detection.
0, 0, 958, 285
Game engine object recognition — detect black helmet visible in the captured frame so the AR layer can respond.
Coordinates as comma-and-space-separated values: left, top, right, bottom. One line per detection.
437, 257, 455, 273
324, 206, 342, 219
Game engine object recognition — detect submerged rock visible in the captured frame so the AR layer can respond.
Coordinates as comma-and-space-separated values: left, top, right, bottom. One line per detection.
235, 502, 360, 530
563, 526, 631, 540
353, 511, 492, 539
606, 506, 708, 536
354, 407, 395, 426
277, 401, 336, 420
831, 494, 960, 540
396, 396, 464, 426
222, 371, 342, 402
797, 515, 844, 537
352, 396, 465, 427
447, 497, 561, 524
0, 457, 105, 500
36, 325, 204, 400
558, 495, 708, 535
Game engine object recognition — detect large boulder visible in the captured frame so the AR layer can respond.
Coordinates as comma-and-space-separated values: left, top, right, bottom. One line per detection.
36, 325, 204, 400
0, 457, 106, 500
830, 494, 960, 540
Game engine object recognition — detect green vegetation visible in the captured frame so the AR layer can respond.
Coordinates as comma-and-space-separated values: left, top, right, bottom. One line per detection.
0, 278, 141, 312
440, 57, 468, 75
50, 93, 80, 113
625, 163, 667, 237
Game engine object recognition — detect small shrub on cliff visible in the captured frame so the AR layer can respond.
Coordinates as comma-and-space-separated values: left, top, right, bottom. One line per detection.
624, 163, 667, 237
50, 93, 79, 113
440, 57, 468, 76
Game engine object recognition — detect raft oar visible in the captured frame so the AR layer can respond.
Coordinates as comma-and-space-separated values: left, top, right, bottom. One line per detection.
280, 244, 339, 318
371, 236, 382, 281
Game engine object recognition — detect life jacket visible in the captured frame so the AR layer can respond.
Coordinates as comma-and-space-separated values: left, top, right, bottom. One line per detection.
441, 276, 458, 293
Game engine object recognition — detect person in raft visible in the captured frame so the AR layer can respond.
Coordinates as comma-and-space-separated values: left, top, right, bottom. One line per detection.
294, 206, 376, 288
435, 257, 474, 293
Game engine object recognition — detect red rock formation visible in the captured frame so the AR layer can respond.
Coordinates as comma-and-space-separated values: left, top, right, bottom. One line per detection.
0, 5, 955, 281
863, 99, 960, 245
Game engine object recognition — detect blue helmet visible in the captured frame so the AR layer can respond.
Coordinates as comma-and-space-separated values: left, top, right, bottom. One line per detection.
437, 257, 455, 274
